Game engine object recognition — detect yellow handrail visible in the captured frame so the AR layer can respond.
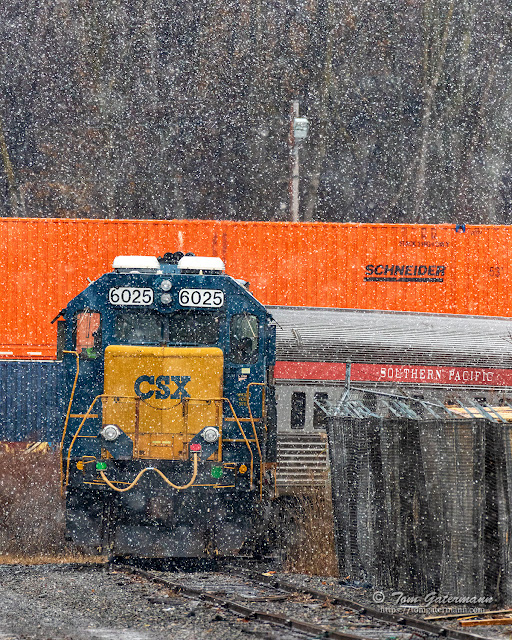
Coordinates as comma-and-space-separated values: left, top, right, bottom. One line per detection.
184, 397, 254, 488
60, 351, 79, 496
64, 394, 137, 491
222, 396, 254, 488
245, 382, 266, 498
99, 453, 198, 492
64, 394, 256, 491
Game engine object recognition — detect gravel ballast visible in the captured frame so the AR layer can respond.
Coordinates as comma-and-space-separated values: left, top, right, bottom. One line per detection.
0, 563, 509, 640
0, 564, 256, 640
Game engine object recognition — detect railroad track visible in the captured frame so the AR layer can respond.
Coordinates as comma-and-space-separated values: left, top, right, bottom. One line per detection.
116, 563, 491, 640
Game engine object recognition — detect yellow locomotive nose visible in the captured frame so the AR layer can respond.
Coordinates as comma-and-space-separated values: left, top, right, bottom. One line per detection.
103, 345, 223, 460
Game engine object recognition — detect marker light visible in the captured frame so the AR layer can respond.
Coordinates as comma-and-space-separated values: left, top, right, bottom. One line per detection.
190, 443, 202, 452
160, 293, 172, 304
100, 424, 121, 442
202, 427, 220, 443
161, 279, 172, 291
96, 461, 107, 470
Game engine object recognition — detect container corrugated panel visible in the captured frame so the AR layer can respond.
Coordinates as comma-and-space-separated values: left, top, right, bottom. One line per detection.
0, 361, 65, 442
2, 219, 512, 358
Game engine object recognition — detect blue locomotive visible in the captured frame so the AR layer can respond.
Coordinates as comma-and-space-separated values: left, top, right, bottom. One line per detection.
58, 252, 277, 557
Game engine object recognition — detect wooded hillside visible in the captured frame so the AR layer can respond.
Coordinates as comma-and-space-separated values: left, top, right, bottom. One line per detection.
1, 1, 511, 223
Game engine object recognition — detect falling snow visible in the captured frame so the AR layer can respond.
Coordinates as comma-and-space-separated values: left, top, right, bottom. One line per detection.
0, 1, 511, 223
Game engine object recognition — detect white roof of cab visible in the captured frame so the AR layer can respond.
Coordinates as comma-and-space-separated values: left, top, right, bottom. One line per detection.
113, 256, 160, 272
178, 256, 225, 272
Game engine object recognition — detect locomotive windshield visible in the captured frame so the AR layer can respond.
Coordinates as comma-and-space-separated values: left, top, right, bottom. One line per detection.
168, 310, 221, 344
230, 313, 259, 363
114, 310, 221, 345
115, 311, 163, 344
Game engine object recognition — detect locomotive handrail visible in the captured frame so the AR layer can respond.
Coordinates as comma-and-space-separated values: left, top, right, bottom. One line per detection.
183, 397, 255, 488
63, 393, 138, 492
60, 350, 79, 496
98, 453, 199, 492
64, 393, 256, 491
245, 382, 266, 497
222, 396, 255, 488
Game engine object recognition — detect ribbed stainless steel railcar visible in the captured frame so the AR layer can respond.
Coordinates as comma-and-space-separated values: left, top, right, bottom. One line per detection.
272, 306, 512, 490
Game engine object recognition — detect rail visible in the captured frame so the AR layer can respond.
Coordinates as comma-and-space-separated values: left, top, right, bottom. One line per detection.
117, 564, 490, 640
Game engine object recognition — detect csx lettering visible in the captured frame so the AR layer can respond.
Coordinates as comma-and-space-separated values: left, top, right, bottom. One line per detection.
170, 377, 191, 399
134, 375, 191, 400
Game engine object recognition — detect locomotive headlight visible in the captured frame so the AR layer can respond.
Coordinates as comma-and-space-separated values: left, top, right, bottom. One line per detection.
161, 279, 172, 291
100, 424, 121, 442
202, 427, 220, 443
160, 293, 172, 304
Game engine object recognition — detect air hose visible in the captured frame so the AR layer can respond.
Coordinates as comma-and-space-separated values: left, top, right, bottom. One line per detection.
98, 452, 199, 492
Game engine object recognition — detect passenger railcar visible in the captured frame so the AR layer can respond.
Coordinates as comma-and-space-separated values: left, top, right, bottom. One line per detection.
271, 306, 512, 488
59, 253, 277, 558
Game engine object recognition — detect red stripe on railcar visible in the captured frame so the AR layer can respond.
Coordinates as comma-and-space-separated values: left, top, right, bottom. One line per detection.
275, 361, 512, 386
274, 361, 347, 380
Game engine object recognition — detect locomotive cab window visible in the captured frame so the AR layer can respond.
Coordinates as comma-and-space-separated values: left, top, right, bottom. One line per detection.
230, 313, 259, 363
75, 311, 101, 358
116, 311, 163, 345
168, 310, 221, 345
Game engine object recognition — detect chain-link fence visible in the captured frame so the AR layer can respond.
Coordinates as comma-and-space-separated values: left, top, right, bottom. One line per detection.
327, 417, 511, 601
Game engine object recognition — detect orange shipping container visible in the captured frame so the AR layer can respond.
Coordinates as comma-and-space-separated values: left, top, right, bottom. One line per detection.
1, 218, 512, 359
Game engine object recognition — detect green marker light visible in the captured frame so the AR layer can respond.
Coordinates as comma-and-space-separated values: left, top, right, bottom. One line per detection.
211, 466, 223, 479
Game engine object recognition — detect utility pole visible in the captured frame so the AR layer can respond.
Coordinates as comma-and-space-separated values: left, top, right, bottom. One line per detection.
289, 100, 309, 222
289, 100, 300, 222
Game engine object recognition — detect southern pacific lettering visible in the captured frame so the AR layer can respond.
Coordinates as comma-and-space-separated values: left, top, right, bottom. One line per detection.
364, 264, 446, 282
377, 365, 497, 384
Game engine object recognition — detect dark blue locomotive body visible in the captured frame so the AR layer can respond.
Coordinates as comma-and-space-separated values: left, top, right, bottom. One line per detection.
59, 253, 277, 557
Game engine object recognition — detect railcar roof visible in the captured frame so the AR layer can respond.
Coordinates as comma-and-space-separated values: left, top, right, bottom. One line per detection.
268, 306, 512, 368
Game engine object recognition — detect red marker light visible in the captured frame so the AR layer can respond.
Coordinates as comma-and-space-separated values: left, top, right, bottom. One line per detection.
190, 443, 202, 452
